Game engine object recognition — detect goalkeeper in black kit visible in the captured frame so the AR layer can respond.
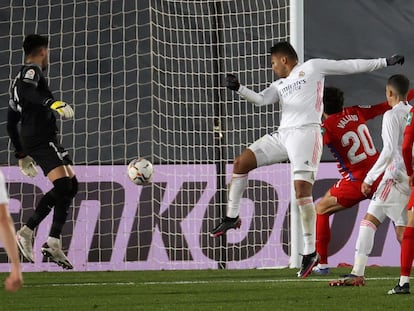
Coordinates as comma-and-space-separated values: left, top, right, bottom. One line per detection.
7, 34, 77, 269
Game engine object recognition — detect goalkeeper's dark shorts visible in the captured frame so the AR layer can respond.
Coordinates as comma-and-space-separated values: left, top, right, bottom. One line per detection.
22, 136, 73, 176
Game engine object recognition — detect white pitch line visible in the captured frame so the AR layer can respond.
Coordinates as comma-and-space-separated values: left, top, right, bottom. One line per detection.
25, 277, 399, 288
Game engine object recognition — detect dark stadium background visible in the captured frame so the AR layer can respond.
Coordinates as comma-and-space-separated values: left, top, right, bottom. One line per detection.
0, 0, 412, 164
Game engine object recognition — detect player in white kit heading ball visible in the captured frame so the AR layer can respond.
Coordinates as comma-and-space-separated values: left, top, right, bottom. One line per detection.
209, 41, 404, 278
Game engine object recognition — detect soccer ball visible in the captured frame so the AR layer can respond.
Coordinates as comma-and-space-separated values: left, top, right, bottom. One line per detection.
127, 158, 153, 185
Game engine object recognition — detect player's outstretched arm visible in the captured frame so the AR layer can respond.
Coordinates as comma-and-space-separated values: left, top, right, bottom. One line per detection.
313, 54, 404, 76
6, 106, 24, 158
386, 54, 405, 66
226, 74, 279, 107
49, 100, 74, 119
20, 79, 74, 119
20, 78, 54, 107
7, 107, 38, 177
357, 88, 414, 121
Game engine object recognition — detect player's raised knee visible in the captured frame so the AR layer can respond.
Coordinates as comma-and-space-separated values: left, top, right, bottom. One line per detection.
233, 151, 257, 174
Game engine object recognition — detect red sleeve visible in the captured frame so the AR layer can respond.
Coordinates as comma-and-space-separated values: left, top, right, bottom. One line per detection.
354, 89, 414, 121
402, 110, 414, 176
355, 101, 390, 120
408, 88, 414, 102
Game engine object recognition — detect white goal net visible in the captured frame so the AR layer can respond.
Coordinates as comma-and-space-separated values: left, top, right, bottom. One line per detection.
0, 0, 299, 271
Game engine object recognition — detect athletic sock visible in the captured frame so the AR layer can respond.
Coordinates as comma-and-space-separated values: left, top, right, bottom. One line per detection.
316, 213, 330, 265
226, 173, 248, 218
399, 276, 410, 287
26, 190, 56, 230
351, 219, 377, 276
400, 226, 414, 284
49, 177, 73, 239
47, 236, 60, 247
298, 197, 316, 255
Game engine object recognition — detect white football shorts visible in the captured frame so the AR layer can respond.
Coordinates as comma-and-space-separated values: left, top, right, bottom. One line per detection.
0, 170, 9, 205
248, 124, 322, 183
367, 178, 409, 226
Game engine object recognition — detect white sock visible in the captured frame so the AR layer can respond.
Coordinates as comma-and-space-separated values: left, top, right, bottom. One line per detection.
226, 173, 248, 218
400, 276, 410, 286
317, 263, 329, 269
298, 197, 316, 255
351, 219, 377, 276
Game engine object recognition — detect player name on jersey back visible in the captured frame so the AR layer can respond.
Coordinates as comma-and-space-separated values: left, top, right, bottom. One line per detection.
337, 114, 359, 128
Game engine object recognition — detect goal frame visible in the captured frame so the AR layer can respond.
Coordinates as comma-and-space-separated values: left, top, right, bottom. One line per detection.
289, 0, 304, 269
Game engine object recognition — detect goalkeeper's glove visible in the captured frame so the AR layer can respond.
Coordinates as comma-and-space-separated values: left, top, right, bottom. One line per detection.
226, 74, 240, 91
18, 156, 38, 178
386, 54, 405, 66
50, 101, 74, 119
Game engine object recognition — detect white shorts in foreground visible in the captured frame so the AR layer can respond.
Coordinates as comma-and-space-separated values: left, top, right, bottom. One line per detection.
368, 178, 409, 226
249, 124, 322, 183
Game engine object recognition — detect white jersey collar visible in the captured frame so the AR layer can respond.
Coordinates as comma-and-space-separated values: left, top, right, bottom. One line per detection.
287, 63, 302, 77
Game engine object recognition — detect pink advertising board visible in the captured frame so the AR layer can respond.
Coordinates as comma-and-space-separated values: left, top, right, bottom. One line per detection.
0, 163, 401, 272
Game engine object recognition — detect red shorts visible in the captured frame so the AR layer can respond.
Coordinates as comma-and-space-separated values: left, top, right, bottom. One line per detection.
329, 175, 383, 208
407, 190, 414, 210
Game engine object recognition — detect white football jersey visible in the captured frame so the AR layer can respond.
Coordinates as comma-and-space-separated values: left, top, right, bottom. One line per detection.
364, 101, 412, 195
0, 170, 9, 205
238, 58, 387, 129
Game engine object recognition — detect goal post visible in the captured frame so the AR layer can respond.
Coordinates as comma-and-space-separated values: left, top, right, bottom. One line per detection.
288, 0, 304, 269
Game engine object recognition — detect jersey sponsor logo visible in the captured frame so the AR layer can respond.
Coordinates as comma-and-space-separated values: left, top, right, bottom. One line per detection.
406, 112, 413, 126
298, 71, 305, 77
24, 69, 35, 80
279, 79, 306, 97
337, 114, 359, 129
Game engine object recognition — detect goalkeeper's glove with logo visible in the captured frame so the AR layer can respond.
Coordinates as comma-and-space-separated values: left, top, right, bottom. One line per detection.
386, 54, 404, 66
226, 74, 240, 91
18, 155, 38, 178
50, 101, 74, 119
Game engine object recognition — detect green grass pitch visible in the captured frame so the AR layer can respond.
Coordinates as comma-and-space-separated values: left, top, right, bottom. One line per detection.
0, 267, 410, 310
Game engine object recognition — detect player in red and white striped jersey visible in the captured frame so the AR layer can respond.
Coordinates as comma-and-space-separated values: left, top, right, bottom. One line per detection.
388, 105, 414, 294
331, 74, 412, 287
314, 87, 414, 274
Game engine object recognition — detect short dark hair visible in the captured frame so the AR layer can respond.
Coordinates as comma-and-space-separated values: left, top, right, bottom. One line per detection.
323, 87, 344, 115
387, 74, 410, 97
269, 42, 298, 61
23, 34, 48, 56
